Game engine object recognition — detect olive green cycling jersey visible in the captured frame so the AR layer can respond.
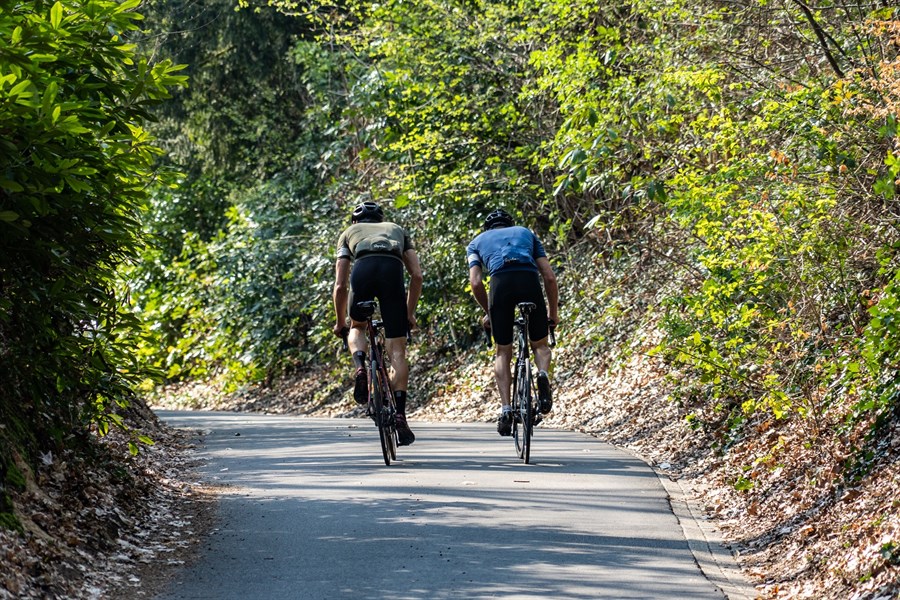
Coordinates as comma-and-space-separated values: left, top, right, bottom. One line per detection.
336, 222, 413, 262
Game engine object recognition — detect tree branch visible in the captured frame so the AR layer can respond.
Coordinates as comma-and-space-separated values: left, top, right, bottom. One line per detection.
788, 0, 845, 78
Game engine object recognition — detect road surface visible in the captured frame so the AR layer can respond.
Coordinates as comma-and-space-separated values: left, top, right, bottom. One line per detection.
153, 411, 752, 600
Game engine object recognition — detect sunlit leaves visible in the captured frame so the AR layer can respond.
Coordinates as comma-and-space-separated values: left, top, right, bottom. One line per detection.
125, 0, 900, 461
0, 0, 185, 454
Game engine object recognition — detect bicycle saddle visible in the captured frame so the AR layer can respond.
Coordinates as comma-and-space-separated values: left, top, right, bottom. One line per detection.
355, 300, 377, 318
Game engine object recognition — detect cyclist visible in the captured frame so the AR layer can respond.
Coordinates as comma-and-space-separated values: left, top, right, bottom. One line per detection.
332, 201, 423, 446
466, 208, 559, 436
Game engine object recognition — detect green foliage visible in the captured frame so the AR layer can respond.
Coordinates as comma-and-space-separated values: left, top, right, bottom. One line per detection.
4, 463, 25, 489
881, 540, 900, 566
140, 0, 316, 184
0, 511, 22, 533
128, 1, 340, 387
849, 274, 900, 430
131, 0, 900, 478
0, 0, 185, 457
129, 177, 341, 387
631, 2, 900, 445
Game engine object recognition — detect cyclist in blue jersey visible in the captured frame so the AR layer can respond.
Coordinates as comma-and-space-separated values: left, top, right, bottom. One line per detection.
466, 209, 560, 436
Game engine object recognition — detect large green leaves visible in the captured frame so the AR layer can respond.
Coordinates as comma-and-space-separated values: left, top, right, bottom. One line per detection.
0, 0, 185, 452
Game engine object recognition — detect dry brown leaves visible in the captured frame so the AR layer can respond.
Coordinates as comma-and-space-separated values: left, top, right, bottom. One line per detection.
0, 409, 214, 600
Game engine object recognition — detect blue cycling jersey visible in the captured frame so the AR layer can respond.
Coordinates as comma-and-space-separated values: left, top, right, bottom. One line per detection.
466, 226, 546, 275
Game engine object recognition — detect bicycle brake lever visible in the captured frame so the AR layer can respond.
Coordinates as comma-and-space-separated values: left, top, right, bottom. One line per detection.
339, 326, 350, 352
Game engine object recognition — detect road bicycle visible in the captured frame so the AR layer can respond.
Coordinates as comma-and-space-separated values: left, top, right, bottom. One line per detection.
342, 300, 398, 466
510, 302, 555, 464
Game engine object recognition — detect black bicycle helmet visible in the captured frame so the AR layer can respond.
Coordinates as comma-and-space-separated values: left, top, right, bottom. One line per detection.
351, 201, 384, 223
483, 208, 513, 230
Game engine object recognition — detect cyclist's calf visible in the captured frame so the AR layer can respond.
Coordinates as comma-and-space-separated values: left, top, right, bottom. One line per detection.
384, 337, 410, 390
531, 337, 552, 373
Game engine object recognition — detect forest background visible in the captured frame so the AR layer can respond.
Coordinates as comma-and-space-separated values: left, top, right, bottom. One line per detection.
1, 0, 899, 598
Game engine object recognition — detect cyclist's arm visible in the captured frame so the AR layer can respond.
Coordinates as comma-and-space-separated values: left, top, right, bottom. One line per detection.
536, 256, 559, 325
332, 257, 351, 336
469, 265, 489, 315
402, 249, 423, 328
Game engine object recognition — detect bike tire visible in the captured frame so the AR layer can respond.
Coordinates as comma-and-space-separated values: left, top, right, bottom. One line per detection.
513, 361, 533, 462
379, 342, 399, 461
378, 412, 394, 465
512, 413, 522, 457
372, 360, 392, 466
382, 369, 398, 462
386, 407, 397, 461
512, 361, 523, 458
521, 369, 533, 464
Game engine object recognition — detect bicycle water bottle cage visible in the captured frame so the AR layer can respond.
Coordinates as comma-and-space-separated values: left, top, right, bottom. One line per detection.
355, 300, 377, 318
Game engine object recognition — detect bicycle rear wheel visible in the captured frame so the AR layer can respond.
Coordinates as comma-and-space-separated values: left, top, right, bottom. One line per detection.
520, 380, 533, 464
371, 361, 393, 466
377, 408, 396, 465
512, 362, 522, 456
381, 373, 398, 462
385, 407, 397, 461
513, 362, 533, 463
382, 353, 399, 462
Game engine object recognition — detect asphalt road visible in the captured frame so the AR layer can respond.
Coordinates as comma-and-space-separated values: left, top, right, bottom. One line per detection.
152, 411, 748, 600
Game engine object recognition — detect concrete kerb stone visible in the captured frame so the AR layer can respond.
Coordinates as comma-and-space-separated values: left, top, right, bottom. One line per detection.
617, 444, 759, 600
659, 471, 759, 600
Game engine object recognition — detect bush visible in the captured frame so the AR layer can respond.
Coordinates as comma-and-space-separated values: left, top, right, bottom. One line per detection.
0, 0, 185, 459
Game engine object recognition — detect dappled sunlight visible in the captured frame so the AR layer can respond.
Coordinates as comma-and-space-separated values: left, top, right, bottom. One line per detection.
155, 412, 722, 599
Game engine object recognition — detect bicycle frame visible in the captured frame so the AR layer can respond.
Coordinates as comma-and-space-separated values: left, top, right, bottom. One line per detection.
351, 300, 398, 465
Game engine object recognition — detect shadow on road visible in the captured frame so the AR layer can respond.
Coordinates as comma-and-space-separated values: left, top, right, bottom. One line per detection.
154, 411, 724, 600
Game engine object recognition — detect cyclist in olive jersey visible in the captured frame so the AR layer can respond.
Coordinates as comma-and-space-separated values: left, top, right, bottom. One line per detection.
332, 201, 423, 446
466, 209, 559, 436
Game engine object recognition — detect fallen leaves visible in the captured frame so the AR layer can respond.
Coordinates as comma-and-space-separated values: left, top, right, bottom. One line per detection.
0, 411, 213, 600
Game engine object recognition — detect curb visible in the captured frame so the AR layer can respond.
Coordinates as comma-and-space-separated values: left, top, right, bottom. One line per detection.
655, 470, 759, 600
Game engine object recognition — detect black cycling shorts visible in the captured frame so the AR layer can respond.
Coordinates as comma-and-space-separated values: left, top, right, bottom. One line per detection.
349, 255, 408, 339
488, 269, 549, 346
